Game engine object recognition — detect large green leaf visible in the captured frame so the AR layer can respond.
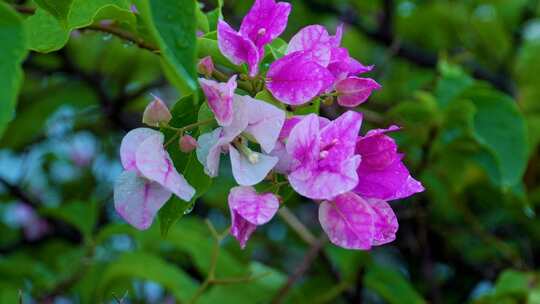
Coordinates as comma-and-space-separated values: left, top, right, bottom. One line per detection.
465, 88, 529, 188
96, 252, 198, 302
0, 3, 28, 139
34, 0, 74, 25
25, 0, 134, 52
137, 0, 197, 92
364, 264, 425, 304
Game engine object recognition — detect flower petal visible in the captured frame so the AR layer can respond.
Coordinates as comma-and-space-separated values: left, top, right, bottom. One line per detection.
330, 23, 343, 48
286, 114, 320, 167
229, 145, 278, 186
199, 75, 237, 126
230, 209, 257, 249
289, 155, 360, 200
135, 133, 195, 201
196, 128, 223, 177
217, 20, 260, 76
120, 128, 161, 171
319, 192, 375, 250
356, 127, 399, 170
114, 170, 172, 230
267, 51, 334, 105
336, 77, 381, 107
239, 0, 291, 52
286, 25, 332, 67
367, 198, 398, 246
269, 141, 294, 174
328, 50, 373, 80
386, 175, 424, 201
354, 156, 410, 200
243, 95, 286, 153
228, 186, 279, 225
319, 111, 363, 168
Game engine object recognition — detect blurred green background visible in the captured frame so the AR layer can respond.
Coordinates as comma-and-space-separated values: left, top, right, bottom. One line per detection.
1, 0, 540, 303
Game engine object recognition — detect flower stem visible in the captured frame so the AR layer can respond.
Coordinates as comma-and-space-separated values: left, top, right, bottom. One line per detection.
163, 118, 214, 147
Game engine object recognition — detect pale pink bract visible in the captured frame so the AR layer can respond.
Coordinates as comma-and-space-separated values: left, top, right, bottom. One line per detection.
199, 75, 238, 127
228, 186, 279, 248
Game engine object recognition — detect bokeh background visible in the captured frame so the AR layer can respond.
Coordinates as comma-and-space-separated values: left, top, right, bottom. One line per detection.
1, 0, 539, 303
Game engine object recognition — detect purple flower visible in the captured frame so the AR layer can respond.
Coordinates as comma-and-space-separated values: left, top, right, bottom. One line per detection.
266, 51, 334, 105
196, 95, 285, 186
335, 77, 381, 107
114, 128, 195, 230
286, 111, 362, 200
199, 75, 238, 127
228, 186, 279, 248
319, 192, 398, 250
217, 0, 291, 76
354, 126, 424, 201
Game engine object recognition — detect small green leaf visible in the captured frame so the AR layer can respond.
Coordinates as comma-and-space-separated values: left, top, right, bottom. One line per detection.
255, 90, 286, 110
206, 0, 223, 30
0, 3, 28, 139
292, 99, 321, 115
137, 0, 197, 91
364, 264, 426, 304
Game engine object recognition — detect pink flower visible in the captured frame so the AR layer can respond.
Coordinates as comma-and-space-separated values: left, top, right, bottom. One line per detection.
197, 56, 215, 78
142, 96, 172, 127
319, 192, 398, 250
196, 95, 285, 186
353, 126, 424, 200
217, 0, 291, 76
266, 51, 334, 105
4, 203, 50, 240
335, 77, 381, 107
286, 111, 362, 200
228, 186, 279, 248
199, 75, 238, 126
114, 128, 195, 230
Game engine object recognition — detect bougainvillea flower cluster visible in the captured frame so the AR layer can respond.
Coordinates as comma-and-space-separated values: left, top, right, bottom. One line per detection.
113, 0, 424, 250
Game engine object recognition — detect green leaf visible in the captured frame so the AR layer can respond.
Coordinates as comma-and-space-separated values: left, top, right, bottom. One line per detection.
25, 0, 134, 52
137, 0, 197, 91
255, 89, 286, 110
96, 252, 198, 302
40, 201, 98, 240
494, 270, 537, 296
465, 88, 529, 187
0, 3, 28, 139
364, 264, 425, 304
435, 61, 473, 108
206, 0, 223, 30
292, 98, 321, 115
34, 0, 74, 25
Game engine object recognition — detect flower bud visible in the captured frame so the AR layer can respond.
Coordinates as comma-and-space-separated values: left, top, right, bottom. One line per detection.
179, 134, 198, 153
197, 56, 214, 78
142, 96, 172, 127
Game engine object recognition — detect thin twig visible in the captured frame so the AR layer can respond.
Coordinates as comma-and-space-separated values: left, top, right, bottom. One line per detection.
85, 24, 158, 52
271, 235, 328, 304
278, 207, 317, 245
